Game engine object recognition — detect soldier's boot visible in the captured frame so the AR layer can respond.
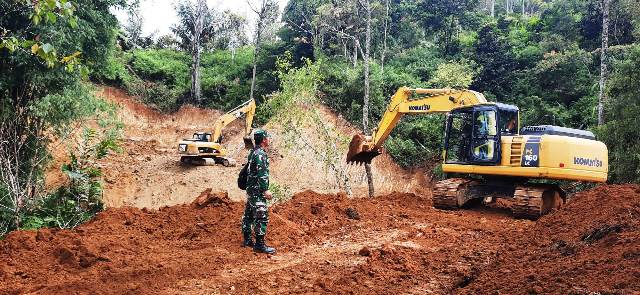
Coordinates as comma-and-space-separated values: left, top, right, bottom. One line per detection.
242, 231, 254, 247
253, 235, 276, 254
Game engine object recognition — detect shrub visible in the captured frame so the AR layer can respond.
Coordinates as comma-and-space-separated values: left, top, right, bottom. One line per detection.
428, 59, 479, 88
388, 46, 443, 81
385, 115, 445, 168
269, 182, 292, 204
597, 45, 640, 183
22, 126, 121, 230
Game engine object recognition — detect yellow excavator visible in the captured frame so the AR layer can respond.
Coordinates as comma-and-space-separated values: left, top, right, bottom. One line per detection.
178, 99, 256, 166
347, 88, 608, 219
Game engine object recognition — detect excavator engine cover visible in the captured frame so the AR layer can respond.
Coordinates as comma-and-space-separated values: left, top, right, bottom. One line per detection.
346, 134, 381, 164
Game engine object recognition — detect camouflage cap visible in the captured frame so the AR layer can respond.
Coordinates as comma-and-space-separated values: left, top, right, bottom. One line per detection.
254, 129, 271, 144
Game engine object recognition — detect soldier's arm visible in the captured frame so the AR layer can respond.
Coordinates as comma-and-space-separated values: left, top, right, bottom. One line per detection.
256, 153, 269, 192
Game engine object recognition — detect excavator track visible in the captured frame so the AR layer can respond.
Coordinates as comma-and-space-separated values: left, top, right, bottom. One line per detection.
512, 185, 564, 220
433, 180, 565, 219
432, 178, 477, 210
180, 156, 236, 167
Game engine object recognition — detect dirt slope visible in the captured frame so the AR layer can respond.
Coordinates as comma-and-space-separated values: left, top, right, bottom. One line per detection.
0, 190, 529, 294
31, 87, 640, 294
460, 184, 640, 294
1, 185, 637, 294
45, 87, 428, 208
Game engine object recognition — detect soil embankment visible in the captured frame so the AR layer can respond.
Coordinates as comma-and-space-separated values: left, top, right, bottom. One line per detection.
45, 87, 428, 208
28, 87, 640, 294
460, 184, 640, 294
1, 185, 638, 294
0, 190, 523, 294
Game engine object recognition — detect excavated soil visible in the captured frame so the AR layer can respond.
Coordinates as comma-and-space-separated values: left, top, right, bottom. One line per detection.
1, 185, 638, 294
44, 87, 428, 208
460, 184, 640, 295
0, 190, 524, 294
30, 87, 639, 293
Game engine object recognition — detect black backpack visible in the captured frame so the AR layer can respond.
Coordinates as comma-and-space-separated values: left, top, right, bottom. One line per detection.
237, 150, 253, 190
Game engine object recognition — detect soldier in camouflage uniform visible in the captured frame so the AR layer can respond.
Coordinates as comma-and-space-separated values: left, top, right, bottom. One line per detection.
241, 129, 276, 254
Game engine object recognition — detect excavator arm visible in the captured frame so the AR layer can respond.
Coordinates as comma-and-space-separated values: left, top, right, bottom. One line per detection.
346, 87, 487, 164
211, 99, 256, 147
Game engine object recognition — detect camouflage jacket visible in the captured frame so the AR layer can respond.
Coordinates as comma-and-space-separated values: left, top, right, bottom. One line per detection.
246, 147, 269, 196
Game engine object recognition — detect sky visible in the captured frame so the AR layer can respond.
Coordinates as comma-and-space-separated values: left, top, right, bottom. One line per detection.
112, 0, 290, 37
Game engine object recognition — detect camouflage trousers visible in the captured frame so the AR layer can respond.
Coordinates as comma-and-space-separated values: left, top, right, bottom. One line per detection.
241, 194, 269, 236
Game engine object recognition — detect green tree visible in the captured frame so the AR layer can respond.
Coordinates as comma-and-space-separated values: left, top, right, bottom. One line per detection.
248, 0, 280, 100
0, 0, 124, 234
417, 0, 480, 56
279, 0, 324, 63
471, 23, 517, 100
598, 45, 640, 183
428, 59, 479, 88
172, 0, 221, 103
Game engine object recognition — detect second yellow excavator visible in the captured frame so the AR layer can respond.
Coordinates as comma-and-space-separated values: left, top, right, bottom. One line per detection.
178, 99, 256, 166
347, 87, 608, 219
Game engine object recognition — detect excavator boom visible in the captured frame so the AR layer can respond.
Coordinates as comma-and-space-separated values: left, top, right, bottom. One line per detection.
210, 99, 256, 148
346, 87, 487, 163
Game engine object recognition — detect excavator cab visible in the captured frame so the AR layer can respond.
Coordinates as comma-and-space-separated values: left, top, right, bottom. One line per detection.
444, 103, 519, 165
191, 132, 213, 142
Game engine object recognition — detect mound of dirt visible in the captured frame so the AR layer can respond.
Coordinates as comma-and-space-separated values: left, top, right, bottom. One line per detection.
192, 189, 231, 208
460, 184, 640, 294
0, 189, 531, 294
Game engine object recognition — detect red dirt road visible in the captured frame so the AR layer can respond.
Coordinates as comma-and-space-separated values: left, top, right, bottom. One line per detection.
1, 185, 638, 294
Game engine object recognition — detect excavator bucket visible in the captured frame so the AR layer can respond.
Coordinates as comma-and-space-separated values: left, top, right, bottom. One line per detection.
243, 136, 254, 149
346, 134, 381, 164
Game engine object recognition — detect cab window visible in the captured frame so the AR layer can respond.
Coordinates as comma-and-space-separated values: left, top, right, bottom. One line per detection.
472, 110, 499, 163
474, 110, 497, 136
445, 111, 473, 163
499, 110, 518, 135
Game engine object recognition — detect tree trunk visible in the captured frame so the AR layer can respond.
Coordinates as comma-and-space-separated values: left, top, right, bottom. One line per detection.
250, 43, 260, 100
250, 18, 264, 101
343, 39, 348, 62
598, 0, 610, 126
381, 0, 389, 73
190, 46, 201, 103
190, 0, 206, 104
363, 0, 374, 198
490, 0, 495, 17
353, 38, 358, 68
522, 0, 525, 15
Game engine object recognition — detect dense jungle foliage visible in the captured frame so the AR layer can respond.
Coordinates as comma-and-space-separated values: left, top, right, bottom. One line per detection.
99, 0, 640, 180
1, 0, 123, 234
